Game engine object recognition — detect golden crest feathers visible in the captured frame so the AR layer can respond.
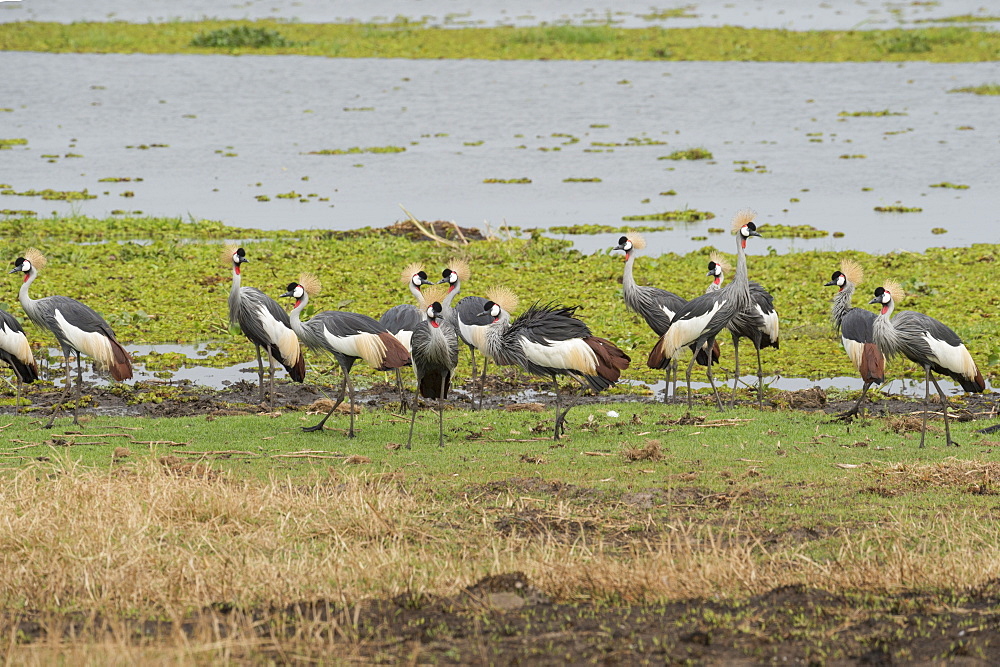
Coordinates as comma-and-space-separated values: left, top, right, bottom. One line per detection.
298, 273, 322, 297
446, 257, 471, 282
486, 286, 519, 314
401, 262, 425, 285
709, 251, 731, 273
220, 243, 240, 268
731, 208, 757, 234
627, 232, 647, 250
840, 259, 863, 285
418, 284, 449, 309
23, 248, 47, 270
882, 280, 905, 303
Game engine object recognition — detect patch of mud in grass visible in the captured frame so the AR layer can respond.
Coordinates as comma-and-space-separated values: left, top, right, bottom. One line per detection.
9, 574, 1000, 663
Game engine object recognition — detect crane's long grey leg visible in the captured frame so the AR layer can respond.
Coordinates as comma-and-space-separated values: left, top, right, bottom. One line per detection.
919, 366, 931, 448
45, 355, 73, 428
837, 381, 872, 421
14, 377, 21, 416
267, 355, 276, 408
478, 356, 489, 411
729, 333, 741, 408
755, 346, 765, 408
254, 345, 265, 404
394, 368, 407, 411
552, 380, 563, 440
406, 402, 418, 449
302, 372, 348, 433
685, 354, 698, 410
930, 374, 956, 447
438, 375, 447, 448
346, 373, 356, 438
72, 353, 83, 425
662, 362, 671, 404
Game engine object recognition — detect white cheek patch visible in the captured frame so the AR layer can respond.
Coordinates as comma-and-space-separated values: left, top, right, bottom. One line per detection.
294, 286, 304, 298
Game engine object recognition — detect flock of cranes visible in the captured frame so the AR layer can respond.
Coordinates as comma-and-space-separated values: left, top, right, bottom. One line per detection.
0, 208, 988, 448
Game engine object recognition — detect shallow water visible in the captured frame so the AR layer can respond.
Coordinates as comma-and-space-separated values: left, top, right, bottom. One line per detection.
3, 53, 999, 257
1, 0, 995, 30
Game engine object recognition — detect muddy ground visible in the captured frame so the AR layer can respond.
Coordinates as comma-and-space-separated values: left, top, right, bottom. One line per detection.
5, 371, 997, 427
7, 571, 1000, 663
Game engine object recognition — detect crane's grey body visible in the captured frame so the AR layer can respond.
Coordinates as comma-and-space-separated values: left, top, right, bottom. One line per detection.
227, 250, 304, 406
870, 287, 984, 447
11, 252, 131, 426
380, 304, 422, 350
439, 267, 494, 409
825, 272, 884, 419
407, 304, 459, 449
285, 283, 409, 437
483, 300, 630, 439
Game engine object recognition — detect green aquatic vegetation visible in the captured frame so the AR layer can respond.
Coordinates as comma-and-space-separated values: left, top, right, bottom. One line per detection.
0, 138, 27, 149
98, 177, 143, 183
0, 188, 96, 201
948, 83, 1000, 95
483, 178, 531, 184
915, 14, 1000, 23
190, 25, 296, 49
875, 205, 923, 213
931, 228, 948, 234
0, 209, 37, 216
622, 209, 714, 222
659, 190, 677, 196
659, 148, 712, 161
839, 154, 867, 159
838, 110, 907, 117
343, 107, 374, 112
463, 140, 484, 146
638, 7, 698, 20
307, 146, 406, 155
3, 22, 1000, 63
756, 224, 829, 239
930, 182, 969, 189
563, 178, 602, 183
255, 195, 270, 202
126, 144, 169, 150
545, 224, 664, 235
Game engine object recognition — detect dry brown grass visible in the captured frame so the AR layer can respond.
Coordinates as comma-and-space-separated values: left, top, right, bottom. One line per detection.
5, 461, 1000, 660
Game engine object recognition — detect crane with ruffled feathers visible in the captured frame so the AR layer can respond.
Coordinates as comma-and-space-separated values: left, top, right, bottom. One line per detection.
282, 274, 410, 437
705, 249, 780, 407
648, 209, 762, 409
824, 259, 885, 419
224, 245, 305, 407
407, 292, 459, 449
10, 248, 131, 427
481, 287, 630, 440
869, 281, 984, 447
612, 233, 717, 402
379, 262, 435, 409
437, 258, 494, 409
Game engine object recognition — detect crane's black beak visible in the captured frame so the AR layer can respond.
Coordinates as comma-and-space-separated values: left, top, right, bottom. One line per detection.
749, 230, 763, 238
706, 270, 715, 277
824, 280, 837, 286
867, 296, 880, 305
436, 277, 449, 285
6, 268, 17, 275
612, 244, 624, 252
279, 290, 294, 298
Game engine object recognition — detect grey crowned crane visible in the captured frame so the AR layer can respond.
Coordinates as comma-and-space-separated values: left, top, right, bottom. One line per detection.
438, 258, 494, 410
379, 263, 435, 409
0, 307, 38, 413
224, 245, 305, 407
407, 300, 459, 449
869, 281, 985, 447
481, 287, 630, 440
10, 248, 131, 427
282, 274, 410, 437
612, 233, 717, 403
824, 259, 885, 420
648, 209, 762, 409
705, 250, 780, 407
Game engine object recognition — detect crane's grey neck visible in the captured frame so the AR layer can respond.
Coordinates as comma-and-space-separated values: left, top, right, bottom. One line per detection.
830, 281, 855, 329
728, 235, 751, 307
409, 279, 424, 307
483, 308, 513, 361
286, 290, 306, 337
17, 266, 41, 327
871, 298, 902, 359
227, 263, 242, 327
440, 276, 461, 327
622, 252, 637, 293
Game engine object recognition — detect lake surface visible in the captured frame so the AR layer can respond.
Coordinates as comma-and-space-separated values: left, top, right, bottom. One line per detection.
4, 52, 998, 256
1, 0, 996, 30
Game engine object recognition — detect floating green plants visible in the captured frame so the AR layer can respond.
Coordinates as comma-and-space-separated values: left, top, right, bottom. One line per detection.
463, 140, 484, 146
483, 178, 531, 184
659, 190, 677, 196
838, 109, 907, 117
563, 177, 601, 183
0, 138, 27, 149
930, 182, 969, 189
948, 83, 1000, 95
126, 144, 169, 149
658, 148, 712, 160
838, 154, 867, 159
875, 205, 923, 213
756, 224, 829, 239
622, 209, 714, 222
307, 146, 406, 155
98, 177, 144, 183
0, 187, 96, 201
931, 227, 948, 234
190, 25, 296, 49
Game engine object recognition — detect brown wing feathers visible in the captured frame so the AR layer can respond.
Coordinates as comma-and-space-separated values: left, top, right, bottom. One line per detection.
376, 332, 411, 371
108, 338, 133, 382
584, 336, 631, 384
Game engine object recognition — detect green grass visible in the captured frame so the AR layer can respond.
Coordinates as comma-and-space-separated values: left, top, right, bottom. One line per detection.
2, 21, 1000, 62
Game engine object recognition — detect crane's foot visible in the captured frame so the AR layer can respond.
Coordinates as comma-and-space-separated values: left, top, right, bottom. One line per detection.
301, 423, 326, 433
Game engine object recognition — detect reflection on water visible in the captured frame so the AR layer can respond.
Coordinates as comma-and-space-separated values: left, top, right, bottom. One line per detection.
3, 53, 999, 256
